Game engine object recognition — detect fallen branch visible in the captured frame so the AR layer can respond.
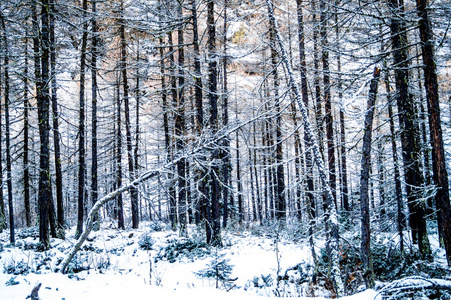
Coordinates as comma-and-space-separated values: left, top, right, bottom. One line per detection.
26, 283, 41, 300
59, 168, 160, 273
59, 110, 267, 273
375, 276, 451, 299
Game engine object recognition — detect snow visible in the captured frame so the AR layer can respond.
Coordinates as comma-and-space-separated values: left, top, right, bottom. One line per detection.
0, 223, 378, 300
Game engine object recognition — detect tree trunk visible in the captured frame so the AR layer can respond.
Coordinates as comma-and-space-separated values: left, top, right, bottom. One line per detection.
249, 143, 257, 221
91, 0, 99, 231
265, 0, 344, 295
296, 0, 315, 222
360, 67, 380, 289
116, 72, 125, 230
0, 13, 15, 244
23, 29, 32, 227
49, 0, 64, 237
75, 0, 88, 239
236, 112, 243, 224
386, 76, 405, 253
416, 0, 451, 265
167, 30, 177, 231
60, 166, 163, 273
37, 0, 53, 249
334, 3, 349, 213
0, 61, 4, 232
320, 0, 336, 208
176, 0, 187, 235
134, 41, 141, 220
191, 0, 207, 228
269, 22, 285, 221
119, 0, 139, 229
388, 0, 431, 259
221, 0, 231, 228
207, 0, 221, 246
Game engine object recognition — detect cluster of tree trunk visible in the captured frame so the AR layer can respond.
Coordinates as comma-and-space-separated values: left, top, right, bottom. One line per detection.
0, 0, 450, 295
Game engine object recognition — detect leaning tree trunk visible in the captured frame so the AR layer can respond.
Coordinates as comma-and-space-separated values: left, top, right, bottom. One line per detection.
416, 0, 451, 265
265, 0, 344, 295
360, 67, 381, 289
60, 168, 163, 273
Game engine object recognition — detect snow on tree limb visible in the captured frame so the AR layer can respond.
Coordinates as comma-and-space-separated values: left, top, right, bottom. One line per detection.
59, 168, 161, 273
59, 111, 267, 273
264, 0, 344, 296
375, 276, 451, 299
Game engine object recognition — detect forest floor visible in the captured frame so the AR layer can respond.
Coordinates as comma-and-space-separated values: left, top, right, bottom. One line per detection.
0, 221, 449, 299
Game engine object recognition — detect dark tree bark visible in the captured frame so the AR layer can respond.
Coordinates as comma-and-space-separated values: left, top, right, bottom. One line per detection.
207, 0, 221, 246
289, 102, 303, 221
320, 0, 336, 208
91, 0, 99, 231
176, 0, 187, 235
265, 0, 343, 294
388, 0, 431, 259
386, 77, 405, 253
416, 0, 451, 265
75, 0, 88, 239
23, 29, 32, 227
134, 41, 141, 221
376, 120, 386, 217
221, 0, 231, 228
116, 72, 125, 230
235, 107, 243, 224
333, 3, 349, 213
312, 1, 324, 165
191, 0, 207, 227
119, 0, 139, 229
269, 20, 285, 221
248, 141, 257, 221
296, 0, 315, 222
0, 13, 14, 244
37, 0, 53, 249
0, 60, 3, 232
360, 67, 380, 289
167, 30, 177, 231
49, 0, 64, 237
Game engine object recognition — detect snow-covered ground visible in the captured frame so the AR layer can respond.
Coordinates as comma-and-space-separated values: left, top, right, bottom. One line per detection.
0, 222, 379, 299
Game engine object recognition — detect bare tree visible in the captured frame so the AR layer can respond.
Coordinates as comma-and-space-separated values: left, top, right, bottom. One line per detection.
416, 0, 451, 265
360, 67, 381, 289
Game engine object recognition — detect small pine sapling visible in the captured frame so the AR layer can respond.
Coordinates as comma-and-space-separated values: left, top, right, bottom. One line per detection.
195, 252, 235, 289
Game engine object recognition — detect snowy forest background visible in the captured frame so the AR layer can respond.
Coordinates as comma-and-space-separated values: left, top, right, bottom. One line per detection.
0, 0, 451, 298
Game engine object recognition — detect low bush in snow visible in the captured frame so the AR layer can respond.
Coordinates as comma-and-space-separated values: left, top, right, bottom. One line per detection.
195, 252, 235, 289
138, 232, 155, 250
155, 238, 210, 263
